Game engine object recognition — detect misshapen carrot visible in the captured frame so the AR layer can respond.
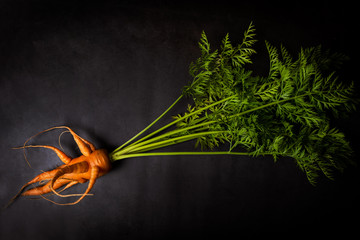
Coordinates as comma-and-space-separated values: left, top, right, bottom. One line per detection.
7, 126, 111, 207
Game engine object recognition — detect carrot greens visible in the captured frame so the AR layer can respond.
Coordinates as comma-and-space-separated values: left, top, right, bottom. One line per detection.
110, 23, 356, 185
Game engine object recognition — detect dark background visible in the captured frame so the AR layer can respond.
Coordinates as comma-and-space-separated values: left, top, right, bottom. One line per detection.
0, 0, 359, 239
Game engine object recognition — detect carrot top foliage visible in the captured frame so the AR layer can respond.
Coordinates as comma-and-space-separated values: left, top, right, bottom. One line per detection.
110, 23, 356, 185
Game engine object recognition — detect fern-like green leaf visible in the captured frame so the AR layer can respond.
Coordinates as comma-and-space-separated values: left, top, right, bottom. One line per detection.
182, 24, 356, 184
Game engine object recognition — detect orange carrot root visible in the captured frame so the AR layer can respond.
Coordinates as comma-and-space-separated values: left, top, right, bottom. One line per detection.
7, 126, 111, 207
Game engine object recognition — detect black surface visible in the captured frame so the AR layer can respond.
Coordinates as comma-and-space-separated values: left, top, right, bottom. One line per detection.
1, 1, 359, 239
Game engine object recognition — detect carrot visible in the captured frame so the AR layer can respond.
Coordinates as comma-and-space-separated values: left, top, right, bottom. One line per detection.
7, 25, 357, 207
7, 126, 111, 206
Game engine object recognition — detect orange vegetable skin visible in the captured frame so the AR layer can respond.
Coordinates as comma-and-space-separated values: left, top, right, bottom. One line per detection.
9, 126, 111, 206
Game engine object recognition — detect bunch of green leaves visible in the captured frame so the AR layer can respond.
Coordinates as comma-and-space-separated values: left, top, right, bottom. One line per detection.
111, 23, 356, 185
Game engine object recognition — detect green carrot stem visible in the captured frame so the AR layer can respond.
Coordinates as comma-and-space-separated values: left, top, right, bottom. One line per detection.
113, 95, 184, 152
112, 131, 224, 158
111, 151, 276, 161
112, 151, 248, 161
113, 122, 212, 156
123, 96, 235, 149
126, 130, 223, 153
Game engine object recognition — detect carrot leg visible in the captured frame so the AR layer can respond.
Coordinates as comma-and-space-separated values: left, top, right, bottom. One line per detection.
54, 181, 94, 198
69, 166, 99, 205
49, 161, 89, 196
4, 167, 65, 208
65, 127, 95, 156
16, 145, 72, 165
26, 167, 61, 185
53, 166, 99, 205
19, 125, 95, 158
22, 178, 71, 196
4, 182, 31, 208
61, 181, 79, 191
